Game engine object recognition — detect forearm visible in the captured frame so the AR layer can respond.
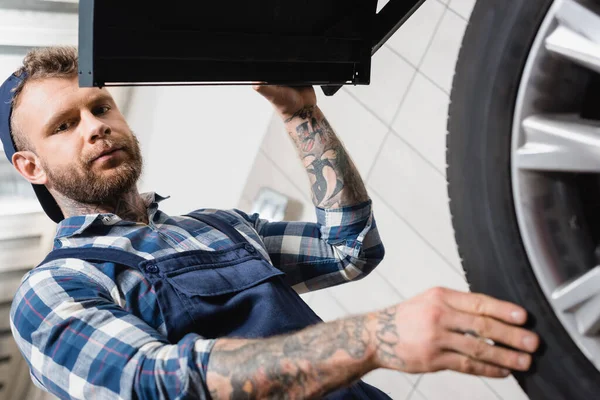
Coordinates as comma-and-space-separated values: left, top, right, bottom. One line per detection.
206, 314, 382, 399
283, 106, 369, 209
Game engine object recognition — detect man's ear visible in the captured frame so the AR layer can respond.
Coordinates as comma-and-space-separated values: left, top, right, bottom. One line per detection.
12, 151, 48, 185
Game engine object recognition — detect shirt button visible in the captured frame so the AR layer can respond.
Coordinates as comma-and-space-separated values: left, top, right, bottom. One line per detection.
244, 244, 256, 253
146, 264, 159, 274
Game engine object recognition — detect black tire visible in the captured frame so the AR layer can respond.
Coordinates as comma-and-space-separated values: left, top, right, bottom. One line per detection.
447, 0, 600, 399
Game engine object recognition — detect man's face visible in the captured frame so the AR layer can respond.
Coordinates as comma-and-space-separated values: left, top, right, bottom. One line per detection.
12, 76, 142, 204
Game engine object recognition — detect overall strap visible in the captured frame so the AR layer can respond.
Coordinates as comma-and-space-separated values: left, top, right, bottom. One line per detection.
186, 212, 248, 244
39, 247, 148, 270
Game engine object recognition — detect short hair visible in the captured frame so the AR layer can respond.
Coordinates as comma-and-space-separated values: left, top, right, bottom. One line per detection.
10, 46, 79, 152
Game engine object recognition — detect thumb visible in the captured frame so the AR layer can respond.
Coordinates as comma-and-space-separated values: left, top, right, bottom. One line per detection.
252, 84, 283, 103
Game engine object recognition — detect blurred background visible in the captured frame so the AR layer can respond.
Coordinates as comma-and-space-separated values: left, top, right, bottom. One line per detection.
0, 0, 529, 399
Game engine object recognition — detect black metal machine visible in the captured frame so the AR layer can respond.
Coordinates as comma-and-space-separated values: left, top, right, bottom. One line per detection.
78, 0, 425, 95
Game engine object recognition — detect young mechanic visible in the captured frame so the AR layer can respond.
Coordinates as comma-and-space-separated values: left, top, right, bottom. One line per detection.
2, 47, 539, 400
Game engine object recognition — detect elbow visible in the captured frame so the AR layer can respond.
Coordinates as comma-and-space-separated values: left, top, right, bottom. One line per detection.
356, 218, 386, 276
342, 241, 385, 282
358, 241, 386, 277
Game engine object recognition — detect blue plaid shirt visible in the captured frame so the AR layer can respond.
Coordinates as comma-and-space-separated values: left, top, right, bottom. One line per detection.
10, 193, 384, 400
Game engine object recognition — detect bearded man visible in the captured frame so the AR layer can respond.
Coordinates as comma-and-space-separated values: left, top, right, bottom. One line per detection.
2, 47, 539, 400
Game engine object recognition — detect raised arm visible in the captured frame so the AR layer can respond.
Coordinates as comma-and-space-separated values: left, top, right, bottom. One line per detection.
246, 86, 383, 291
254, 85, 368, 209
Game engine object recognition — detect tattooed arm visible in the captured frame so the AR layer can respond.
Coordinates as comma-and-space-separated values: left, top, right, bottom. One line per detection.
254, 85, 368, 209
207, 287, 540, 399
207, 315, 377, 399
285, 105, 368, 208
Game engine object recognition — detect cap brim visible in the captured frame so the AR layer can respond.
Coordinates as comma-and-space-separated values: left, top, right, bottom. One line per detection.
32, 184, 64, 223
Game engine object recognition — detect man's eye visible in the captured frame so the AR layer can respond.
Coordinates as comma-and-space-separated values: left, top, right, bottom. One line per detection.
55, 122, 71, 133
93, 105, 110, 116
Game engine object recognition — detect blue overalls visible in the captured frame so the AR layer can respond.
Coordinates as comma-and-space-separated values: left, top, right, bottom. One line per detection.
42, 212, 392, 399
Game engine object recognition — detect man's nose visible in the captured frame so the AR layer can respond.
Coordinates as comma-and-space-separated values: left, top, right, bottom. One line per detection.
80, 111, 111, 143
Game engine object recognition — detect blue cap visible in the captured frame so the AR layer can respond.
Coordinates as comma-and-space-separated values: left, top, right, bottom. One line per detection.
0, 73, 64, 223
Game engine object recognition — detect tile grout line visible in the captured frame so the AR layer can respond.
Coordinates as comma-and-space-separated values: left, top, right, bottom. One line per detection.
364, 129, 392, 184
373, 269, 408, 301
364, 3, 452, 181
347, 82, 446, 180
406, 375, 425, 399
387, 126, 446, 176
384, 44, 451, 96
403, 382, 418, 400
368, 185, 465, 278
329, 290, 350, 316
481, 379, 506, 400
356, 66, 420, 182
445, 4, 469, 22
345, 2, 452, 180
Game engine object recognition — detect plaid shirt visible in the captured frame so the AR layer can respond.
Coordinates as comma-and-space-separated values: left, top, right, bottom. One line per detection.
10, 193, 384, 400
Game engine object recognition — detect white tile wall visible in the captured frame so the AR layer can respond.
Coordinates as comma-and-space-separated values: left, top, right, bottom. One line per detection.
369, 134, 462, 271
345, 46, 416, 126
316, 90, 390, 178
391, 72, 449, 173
240, 0, 529, 399
386, 0, 446, 67
420, 10, 467, 92
369, 191, 468, 298
449, 0, 477, 19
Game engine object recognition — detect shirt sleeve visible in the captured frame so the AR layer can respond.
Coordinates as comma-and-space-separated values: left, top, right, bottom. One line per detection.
10, 263, 216, 400
233, 200, 385, 293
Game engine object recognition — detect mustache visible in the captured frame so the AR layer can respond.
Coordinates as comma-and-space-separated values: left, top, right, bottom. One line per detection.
84, 140, 129, 165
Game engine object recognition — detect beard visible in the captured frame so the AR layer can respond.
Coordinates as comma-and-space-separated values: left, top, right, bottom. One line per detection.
43, 134, 143, 205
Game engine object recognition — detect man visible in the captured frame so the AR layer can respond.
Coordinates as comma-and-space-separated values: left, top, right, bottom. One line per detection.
2, 46, 539, 400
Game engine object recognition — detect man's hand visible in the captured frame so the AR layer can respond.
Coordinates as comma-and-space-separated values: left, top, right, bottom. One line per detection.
368, 287, 540, 377
253, 84, 317, 121
207, 287, 539, 399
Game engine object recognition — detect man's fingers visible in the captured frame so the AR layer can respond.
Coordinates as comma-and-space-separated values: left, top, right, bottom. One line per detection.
442, 332, 532, 372
433, 352, 511, 378
443, 311, 539, 353
436, 288, 528, 325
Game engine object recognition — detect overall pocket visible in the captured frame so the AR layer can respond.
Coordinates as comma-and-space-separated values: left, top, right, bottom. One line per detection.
165, 259, 284, 297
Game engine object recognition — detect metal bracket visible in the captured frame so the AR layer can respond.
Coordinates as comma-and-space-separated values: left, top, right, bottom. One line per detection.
320, 0, 426, 96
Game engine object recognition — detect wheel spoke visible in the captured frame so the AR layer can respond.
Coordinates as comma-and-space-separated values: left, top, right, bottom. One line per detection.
551, 266, 600, 336
554, 0, 600, 45
551, 266, 600, 312
546, 26, 600, 74
546, 0, 600, 73
516, 115, 600, 172
574, 293, 600, 336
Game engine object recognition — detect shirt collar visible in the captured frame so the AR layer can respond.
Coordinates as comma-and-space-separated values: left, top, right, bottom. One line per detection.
54, 192, 169, 239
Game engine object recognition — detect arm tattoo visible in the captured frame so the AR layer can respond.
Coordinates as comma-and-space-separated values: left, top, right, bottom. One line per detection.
374, 307, 406, 369
207, 316, 374, 400
285, 106, 369, 209
284, 107, 316, 124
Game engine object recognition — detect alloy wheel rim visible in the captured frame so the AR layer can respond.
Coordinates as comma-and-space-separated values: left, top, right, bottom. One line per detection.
512, 0, 600, 370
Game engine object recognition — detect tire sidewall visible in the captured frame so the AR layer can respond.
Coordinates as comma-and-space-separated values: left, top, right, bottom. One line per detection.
447, 0, 600, 398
